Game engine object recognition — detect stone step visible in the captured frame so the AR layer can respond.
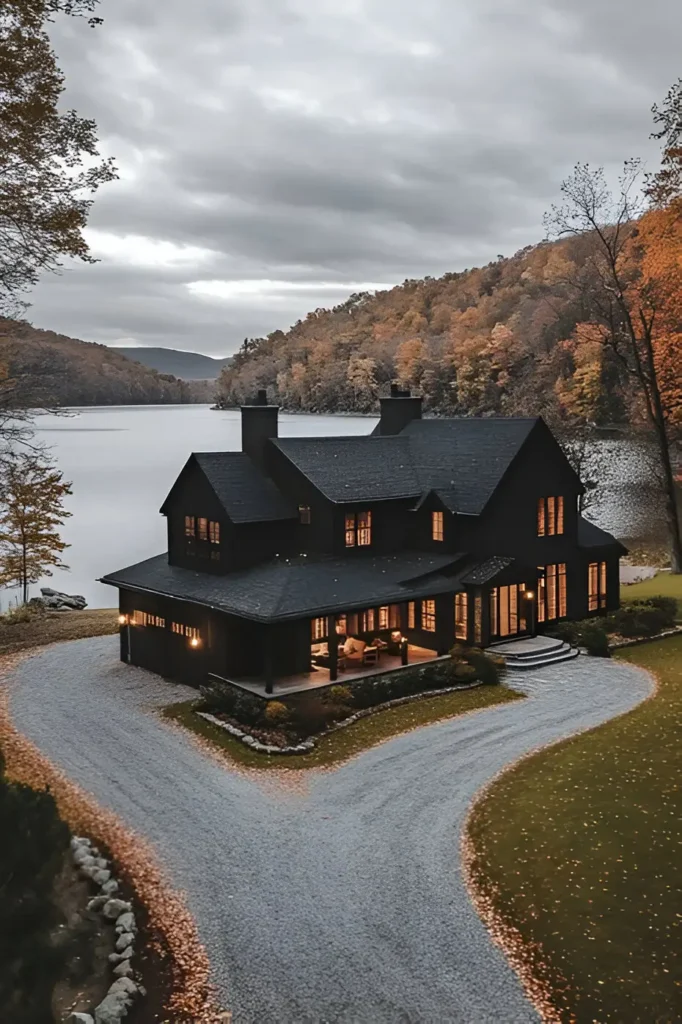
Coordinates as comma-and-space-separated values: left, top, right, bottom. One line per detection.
504, 647, 580, 670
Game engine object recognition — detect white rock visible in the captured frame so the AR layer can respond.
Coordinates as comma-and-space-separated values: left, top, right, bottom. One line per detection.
94, 857, 109, 869
65, 1014, 95, 1024
109, 976, 138, 997
94, 992, 131, 1024
77, 854, 97, 870
87, 895, 108, 912
115, 912, 136, 934
108, 947, 134, 963
102, 899, 131, 920
101, 879, 120, 896
115, 931, 135, 952
93, 868, 112, 885
113, 960, 134, 978
71, 836, 92, 850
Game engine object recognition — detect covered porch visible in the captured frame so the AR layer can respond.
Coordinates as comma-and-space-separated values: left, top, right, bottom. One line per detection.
213, 643, 445, 698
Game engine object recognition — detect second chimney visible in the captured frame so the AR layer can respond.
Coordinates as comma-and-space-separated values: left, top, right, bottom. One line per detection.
377, 386, 423, 435
241, 390, 279, 467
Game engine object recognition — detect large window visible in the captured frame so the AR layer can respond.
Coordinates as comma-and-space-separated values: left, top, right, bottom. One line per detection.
432, 511, 444, 542
198, 517, 208, 541
345, 510, 372, 547
360, 608, 375, 632
538, 563, 567, 622
490, 585, 529, 638
209, 520, 220, 544
311, 617, 326, 641
588, 561, 607, 612
454, 593, 468, 640
421, 599, 436, 632
184, 515, 195, 538
407, 602, 415, 629
537, 496, 565, 536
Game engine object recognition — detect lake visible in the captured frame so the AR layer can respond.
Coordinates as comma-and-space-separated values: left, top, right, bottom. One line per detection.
16, 405, 665, 610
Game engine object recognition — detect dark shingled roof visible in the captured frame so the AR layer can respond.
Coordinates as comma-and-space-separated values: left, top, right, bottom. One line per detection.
272, 435, 421, 502
193, 453, 297, 523
578, 516, 627, 553
101, 551, 465, 623
460, 556, 515, 586
273, 417, 539, 514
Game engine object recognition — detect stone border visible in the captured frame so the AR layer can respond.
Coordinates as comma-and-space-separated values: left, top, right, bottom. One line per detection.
608, 625, 682, 650
67, 835, 145, 1024
196, 680, 485, 755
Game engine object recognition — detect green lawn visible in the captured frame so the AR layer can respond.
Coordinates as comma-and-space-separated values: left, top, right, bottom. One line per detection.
162, 683, 523, 771
467, 636, 682, 1024
620, 571, 682, 619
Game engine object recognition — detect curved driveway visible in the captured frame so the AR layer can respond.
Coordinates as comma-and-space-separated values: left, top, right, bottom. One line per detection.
7, 637, 651, 1023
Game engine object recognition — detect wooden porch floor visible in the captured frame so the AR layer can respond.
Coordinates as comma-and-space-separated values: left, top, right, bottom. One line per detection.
222, 645, 443, 698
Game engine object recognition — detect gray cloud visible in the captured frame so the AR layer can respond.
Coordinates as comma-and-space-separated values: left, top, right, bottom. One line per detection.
25, 0, 682, 355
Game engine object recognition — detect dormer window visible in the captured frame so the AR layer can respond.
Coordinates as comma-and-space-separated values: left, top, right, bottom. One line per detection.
299, 505, 311, 525
432, 511, 444, 541
537, 496, 564, 536
184, 515, 195, 537
345, 510, 372, 547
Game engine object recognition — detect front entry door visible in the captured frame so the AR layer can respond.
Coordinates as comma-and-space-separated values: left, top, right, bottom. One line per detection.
490, 584, 533, 640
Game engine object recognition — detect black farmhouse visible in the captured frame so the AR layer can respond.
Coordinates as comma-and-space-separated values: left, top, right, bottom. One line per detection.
101, 389, 625, 693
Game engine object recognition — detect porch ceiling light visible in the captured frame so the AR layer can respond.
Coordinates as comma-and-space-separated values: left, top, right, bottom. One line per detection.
525, 590, 535, 599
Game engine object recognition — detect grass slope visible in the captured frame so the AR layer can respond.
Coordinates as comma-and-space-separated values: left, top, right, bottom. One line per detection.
620, 571, 682, 619
467, 636, 682, 1024
0, 609, 118, 656
163, 684, 523, 771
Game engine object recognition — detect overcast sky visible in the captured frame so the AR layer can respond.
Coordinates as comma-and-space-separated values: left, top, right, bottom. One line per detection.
27, 0, 682, 357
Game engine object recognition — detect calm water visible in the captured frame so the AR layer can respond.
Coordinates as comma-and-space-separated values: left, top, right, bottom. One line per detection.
14, 405, 664, 610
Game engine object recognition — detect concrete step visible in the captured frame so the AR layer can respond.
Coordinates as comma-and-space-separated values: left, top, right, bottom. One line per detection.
486, 636, 580, 670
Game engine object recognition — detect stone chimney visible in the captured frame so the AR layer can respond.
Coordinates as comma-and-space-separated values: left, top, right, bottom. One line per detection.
376, 385, 423, 435
241, 389, 279, 466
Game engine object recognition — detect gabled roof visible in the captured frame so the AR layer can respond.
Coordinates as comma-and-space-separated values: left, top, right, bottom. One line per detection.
272, 417, 540, 514
578, 516, 627, 553
101, 550, 465, 623
271, 435, 421, 503
161, 453, 297, 524
460, 556, 515, 586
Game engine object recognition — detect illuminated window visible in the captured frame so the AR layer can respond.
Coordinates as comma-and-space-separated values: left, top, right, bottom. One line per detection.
537, 497, 565, 536
347, 612, 359, 634
588, 561, 607, 612
171, 622, 199, 639
407, 602, 415, 629
421, 599, 436, 632
184, 515, 195, 538
345, 510, 372, 547
378, 606, 390, 629
539, 564, 567, 621
131, 610, 165, 628
198, 517, 208, 541
311, 617, 326, 641
209, 520, 220, 544
389, 604, 401, 629
432, 510, 444, 542
455, 593, 468, 640
299, 505, 311, 525
336, 614, 347, 636
360, 608, 375, 632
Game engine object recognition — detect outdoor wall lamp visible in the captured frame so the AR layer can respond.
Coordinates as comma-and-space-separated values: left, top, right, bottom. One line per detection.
118, 614, 128, 625
525, 591, 535, 600
189, 636, 201, 648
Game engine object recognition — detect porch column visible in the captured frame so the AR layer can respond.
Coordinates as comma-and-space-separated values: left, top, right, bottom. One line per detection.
436, 594, 454, 656
327, 615, 338, 682
264, 627, 274, 695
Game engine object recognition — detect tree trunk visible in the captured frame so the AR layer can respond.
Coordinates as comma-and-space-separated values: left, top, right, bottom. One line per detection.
22, 539, 28, 604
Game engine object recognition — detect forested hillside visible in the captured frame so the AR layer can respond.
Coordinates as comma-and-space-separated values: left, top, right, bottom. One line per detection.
215, 232, 665, 427
0, 320, 213, 406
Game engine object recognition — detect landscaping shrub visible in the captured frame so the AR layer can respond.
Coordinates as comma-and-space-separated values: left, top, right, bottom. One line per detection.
450, 645, 507, 685
608, 602, 669, 639
0, 749, 71, 1022
452, 662, 478, 683
579, 620, 610, 657
644, 595, 678, 623
322, 685, 353, 707
264, 700, 290, 726
546, 621, 580, 646
199, 681, 237, 715
288, 694, 339, 738
232, 692, 264, 727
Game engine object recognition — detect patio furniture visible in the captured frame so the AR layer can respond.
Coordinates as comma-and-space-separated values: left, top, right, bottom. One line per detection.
362, 645, 379, 666
342, 637, 367, 664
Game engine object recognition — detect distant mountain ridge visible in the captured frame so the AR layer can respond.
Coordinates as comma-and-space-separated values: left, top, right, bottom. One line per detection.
113, 346, 232, 380
0, 319, 215, 406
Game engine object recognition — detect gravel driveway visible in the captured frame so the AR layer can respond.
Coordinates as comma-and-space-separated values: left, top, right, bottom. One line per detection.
7, 636, 651, 1024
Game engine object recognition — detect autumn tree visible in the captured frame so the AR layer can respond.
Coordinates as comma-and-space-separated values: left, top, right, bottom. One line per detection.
545, 158, 682, 571
0, 0, 117, 317
0, 449, 72, 603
